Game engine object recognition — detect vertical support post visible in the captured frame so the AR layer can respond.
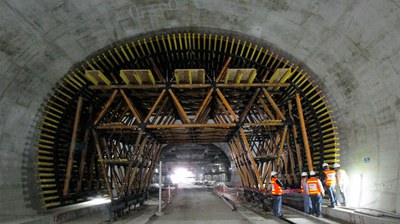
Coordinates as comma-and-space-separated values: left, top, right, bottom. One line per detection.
156, 161, 164, 216
168, 187, 171, 203
63, 95, 83, 197
295, 93, 313, 171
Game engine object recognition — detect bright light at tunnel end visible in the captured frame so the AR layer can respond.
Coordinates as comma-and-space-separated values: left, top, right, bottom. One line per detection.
171, 167, 194, 184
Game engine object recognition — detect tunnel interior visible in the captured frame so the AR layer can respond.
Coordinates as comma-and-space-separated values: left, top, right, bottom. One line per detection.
35, 31, 340, 210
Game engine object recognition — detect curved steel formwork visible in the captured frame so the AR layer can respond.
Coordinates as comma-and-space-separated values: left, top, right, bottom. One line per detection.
35, 32, 340, 210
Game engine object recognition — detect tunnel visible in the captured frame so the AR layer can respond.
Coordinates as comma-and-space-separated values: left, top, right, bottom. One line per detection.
1, 1, 400, 223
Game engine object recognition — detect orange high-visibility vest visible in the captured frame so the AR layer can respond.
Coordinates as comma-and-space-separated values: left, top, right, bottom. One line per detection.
323, 169, 336, 186
271, 177, 282, 195
307, 177, 322, 195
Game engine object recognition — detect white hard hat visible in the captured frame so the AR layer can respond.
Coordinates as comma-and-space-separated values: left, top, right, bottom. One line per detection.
309, 170, 316, 176
333, 163, 341, 168
271, 171, 277, 176
322, 163, 329, 167
301, 172, 308, 177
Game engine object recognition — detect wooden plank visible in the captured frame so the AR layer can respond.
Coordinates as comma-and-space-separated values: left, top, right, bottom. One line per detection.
63, 96, 83, 197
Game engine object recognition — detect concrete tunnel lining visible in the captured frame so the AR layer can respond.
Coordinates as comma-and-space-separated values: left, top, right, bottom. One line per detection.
1, 0, 400, 221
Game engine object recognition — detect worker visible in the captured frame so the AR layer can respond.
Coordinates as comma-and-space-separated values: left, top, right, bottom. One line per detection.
301, 172, 312, 214
269, 171, 284, 218
334, 163, 349, 206
322, 163, 337, 207
307, 170, 325, 217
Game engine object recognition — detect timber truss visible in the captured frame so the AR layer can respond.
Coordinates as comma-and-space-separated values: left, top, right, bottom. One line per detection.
35, 32, 340, 210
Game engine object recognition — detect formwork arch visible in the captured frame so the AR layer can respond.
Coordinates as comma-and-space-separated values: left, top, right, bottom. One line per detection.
35, 31, 340, 210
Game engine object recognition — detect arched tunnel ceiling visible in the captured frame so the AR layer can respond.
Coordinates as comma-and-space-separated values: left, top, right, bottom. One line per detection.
1, 0, 400, 218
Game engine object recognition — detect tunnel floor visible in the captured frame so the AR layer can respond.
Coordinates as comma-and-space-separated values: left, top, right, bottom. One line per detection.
147, 188, 252, 224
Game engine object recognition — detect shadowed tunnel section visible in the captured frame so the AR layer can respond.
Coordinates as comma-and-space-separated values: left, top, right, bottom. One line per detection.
34, 31, 340, 210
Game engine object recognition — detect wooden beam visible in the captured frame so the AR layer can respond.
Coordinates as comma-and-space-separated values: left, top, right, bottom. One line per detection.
144, 89, 166, 123
230, 139, 251, 187
288, 100, 303, 172
150, 58, 166, 82
258, 96, 276, 120
168, 89, 190, 124
119, 133, 143, 195
76, 126, 90, 192
239, 128, 263, 189
275, 126, 288, 168
216, 98, 234, 123
262, 88, 286, 121
228, 141, 247, 186
151, 97, 169, 124
63, 96, 83, 197
94, 90, 118, 125
233, 136, 255, 187
216, 57, 232, 82
92, 129, 113, 197
286, 132, 298, 185
216, 88, 238, 122
145, 145, 162, 188
128, 137, 149, 194
120, 90, 143, 123
88, 82, 290, 90
239, 88, 260, 123
193, 88, 214, 123
296, 93, 313, 171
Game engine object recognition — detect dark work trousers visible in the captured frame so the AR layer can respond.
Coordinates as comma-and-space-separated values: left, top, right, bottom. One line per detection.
303, 194, 312, 213
326, 186, 337, 206
310, 194, 322, 216
272, 195, 282, 217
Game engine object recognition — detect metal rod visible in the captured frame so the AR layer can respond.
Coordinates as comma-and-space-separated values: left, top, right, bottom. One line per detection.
158, 161, 162, 214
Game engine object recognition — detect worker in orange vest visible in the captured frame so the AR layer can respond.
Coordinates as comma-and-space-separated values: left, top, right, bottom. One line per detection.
301, 172, 312, 214
269, 171, 284, 218
322, 163, 337, 207
306, 170, 325, 217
